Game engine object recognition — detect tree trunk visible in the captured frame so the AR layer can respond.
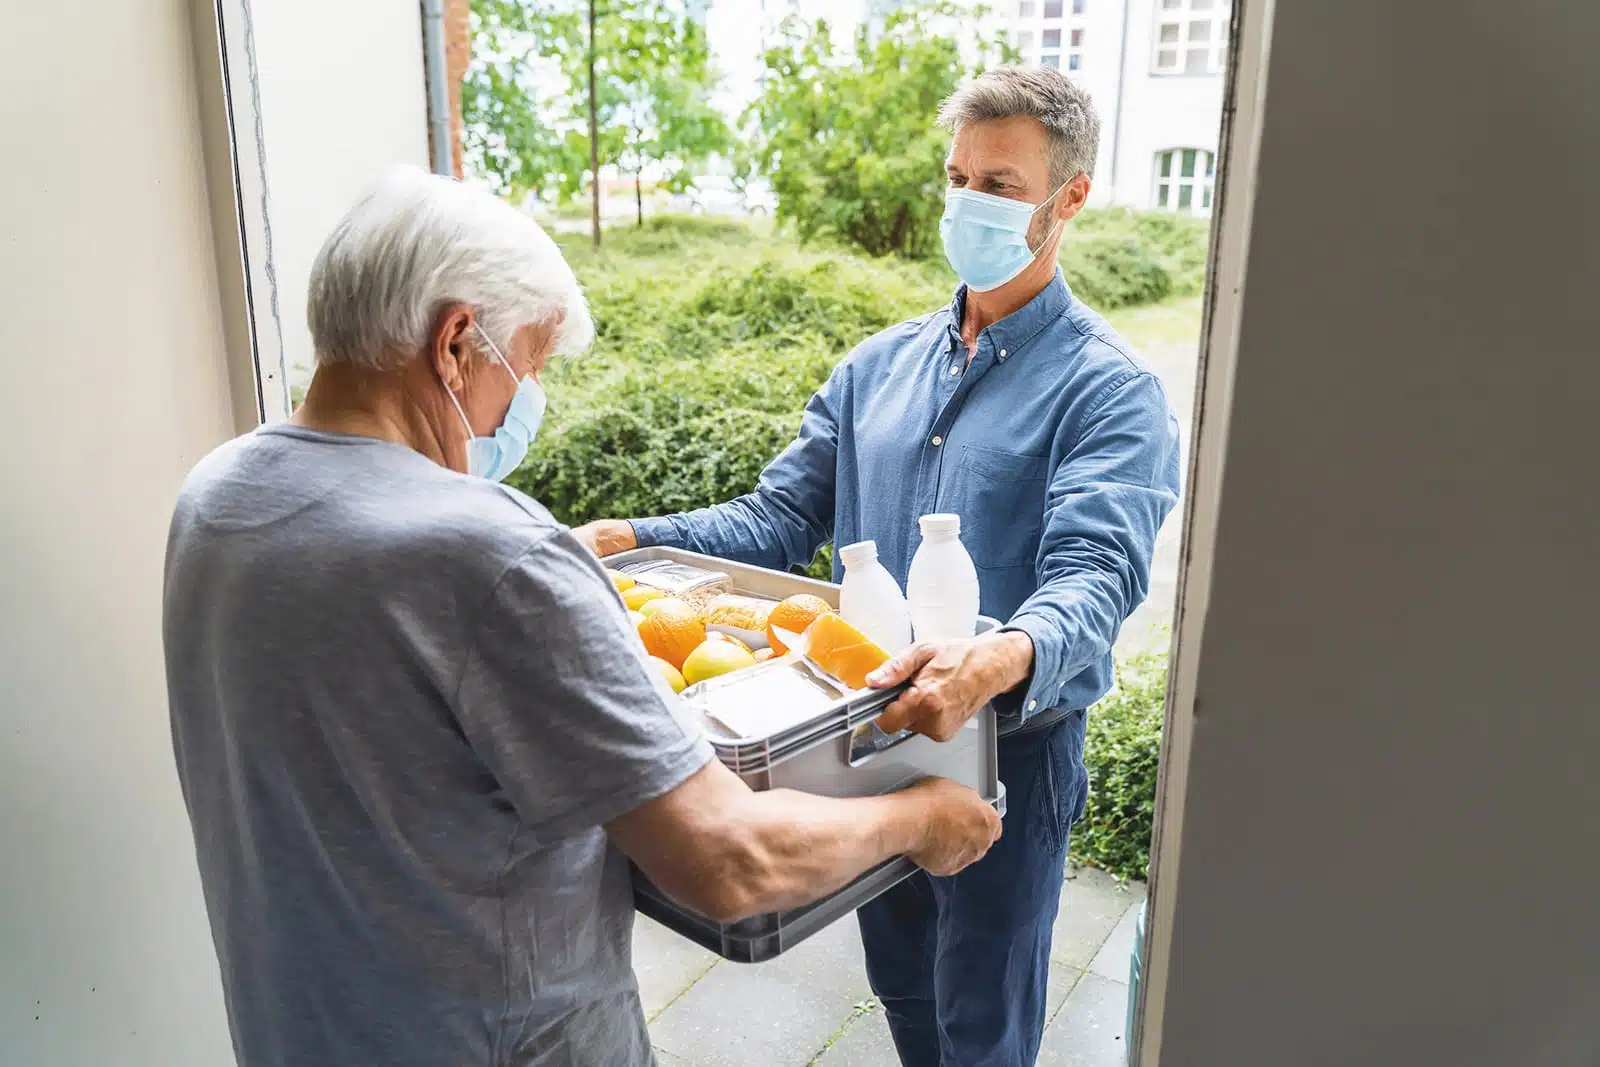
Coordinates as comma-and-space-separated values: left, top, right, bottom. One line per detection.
587, 0, 600, 251
635, 172, 643, 227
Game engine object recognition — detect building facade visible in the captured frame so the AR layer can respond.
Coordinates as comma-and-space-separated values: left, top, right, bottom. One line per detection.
1001, 0, 1226, 214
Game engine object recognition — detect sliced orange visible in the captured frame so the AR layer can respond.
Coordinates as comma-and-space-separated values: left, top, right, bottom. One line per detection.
766, 594, 834, 656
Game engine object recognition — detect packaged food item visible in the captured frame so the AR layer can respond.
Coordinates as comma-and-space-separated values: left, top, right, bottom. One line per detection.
704, 594, 776, 634
680, 657, 838, 739
615, 559, 731, 612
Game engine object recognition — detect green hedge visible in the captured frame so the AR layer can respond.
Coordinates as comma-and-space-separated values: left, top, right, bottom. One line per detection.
1073, 650, 1168, 880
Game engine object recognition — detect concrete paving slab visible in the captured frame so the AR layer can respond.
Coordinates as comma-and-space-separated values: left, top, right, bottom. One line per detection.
648, 917, 872, 1067
811, 1001, 898, 1067
1037, 973, 1130, 1067
634, 915, 719, 1020
1052, 865, 1144, 969
1088, 902, 1142, 983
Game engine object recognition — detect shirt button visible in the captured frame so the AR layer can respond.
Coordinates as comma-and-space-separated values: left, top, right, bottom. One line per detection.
931, 435, 943, 447
949, 365, 960, 377
1028, 700, 1038, 711
999, 348, 1008, 360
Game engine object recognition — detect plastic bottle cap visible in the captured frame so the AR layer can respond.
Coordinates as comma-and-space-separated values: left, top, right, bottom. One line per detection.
838, 540, 879, 568
919, 514, 961, 538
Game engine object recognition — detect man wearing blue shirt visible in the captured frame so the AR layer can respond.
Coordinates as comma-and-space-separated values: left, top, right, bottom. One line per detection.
579, 65, 1181, 1067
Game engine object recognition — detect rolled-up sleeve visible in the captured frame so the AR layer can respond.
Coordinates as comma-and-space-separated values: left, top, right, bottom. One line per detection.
629, 366, 841, 571
1001, 372, 1181, 720
454, 528, 713, 845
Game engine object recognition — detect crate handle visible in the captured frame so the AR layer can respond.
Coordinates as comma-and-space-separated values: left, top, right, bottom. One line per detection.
847, 719, 915, 766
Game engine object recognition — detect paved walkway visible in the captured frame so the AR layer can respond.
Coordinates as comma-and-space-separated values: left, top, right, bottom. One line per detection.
637, 864, 1145, 1067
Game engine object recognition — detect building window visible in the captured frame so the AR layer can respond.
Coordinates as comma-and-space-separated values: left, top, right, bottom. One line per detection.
1152, 0, 1230, 75
1018, 0, 1037, 16
1154, 148, 1215, 215
1017, 30, 1035, 52
1044, 0, 1063, 17
1073, 0, 1086, 12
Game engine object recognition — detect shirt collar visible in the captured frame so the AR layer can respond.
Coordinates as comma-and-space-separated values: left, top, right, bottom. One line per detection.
944, 268, 1073, 355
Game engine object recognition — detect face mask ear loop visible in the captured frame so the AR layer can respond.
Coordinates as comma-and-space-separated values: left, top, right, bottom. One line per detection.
473, 322, 522, 388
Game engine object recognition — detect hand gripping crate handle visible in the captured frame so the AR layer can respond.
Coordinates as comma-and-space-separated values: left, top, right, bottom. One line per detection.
845, 682, 914, 766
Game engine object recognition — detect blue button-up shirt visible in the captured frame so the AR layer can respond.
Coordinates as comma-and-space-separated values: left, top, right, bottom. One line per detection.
632, 271, 1181, 728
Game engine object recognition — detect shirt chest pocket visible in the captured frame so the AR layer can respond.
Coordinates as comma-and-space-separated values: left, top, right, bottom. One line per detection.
944, 445, 1050, 570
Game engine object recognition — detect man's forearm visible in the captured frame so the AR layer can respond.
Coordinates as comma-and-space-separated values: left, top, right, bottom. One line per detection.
707, 789, 925, 919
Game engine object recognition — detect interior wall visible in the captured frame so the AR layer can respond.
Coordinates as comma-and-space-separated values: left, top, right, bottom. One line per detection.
1150, 1, 1599, 1064
0, 2, 242, 1064
250, 0, 430, 399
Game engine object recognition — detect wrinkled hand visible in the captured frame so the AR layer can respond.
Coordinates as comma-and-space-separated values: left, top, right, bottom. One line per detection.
899, 776, 1003, 876
868, 631, 1034, 742
572, 519, 638, 558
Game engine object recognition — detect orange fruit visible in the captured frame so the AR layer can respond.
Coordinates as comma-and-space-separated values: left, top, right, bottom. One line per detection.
806, 613, 891, 690
681, 639, 758, 687
623, 586, 666, 611
637, 600, 706, 670
707, 631, 753, 653
766, 593, 834, 656
649, 656, 686, 694
608, 569, 636, 592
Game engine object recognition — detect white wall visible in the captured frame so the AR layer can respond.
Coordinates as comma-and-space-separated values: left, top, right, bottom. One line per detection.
0, 2, 432, 1063
250, 0, 430, 398
0, 2, 241, 1064
1145, 0, 1600, 1063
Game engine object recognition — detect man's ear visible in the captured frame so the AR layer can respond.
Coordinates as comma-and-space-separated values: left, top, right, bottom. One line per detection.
1058, 174, 1091, 224
431, 303, 475, 391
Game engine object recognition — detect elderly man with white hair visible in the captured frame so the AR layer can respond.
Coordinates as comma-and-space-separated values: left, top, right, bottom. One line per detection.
163, 166, 1001, 1067
578, 67, 1183, 1066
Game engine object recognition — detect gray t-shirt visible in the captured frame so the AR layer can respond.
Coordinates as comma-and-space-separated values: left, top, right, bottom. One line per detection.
164, 424, 711, 1067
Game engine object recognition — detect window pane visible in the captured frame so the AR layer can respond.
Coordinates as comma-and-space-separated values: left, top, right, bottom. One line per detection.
1018, 31, 1035, 49
1205, 151, 1215, 176
1181, 149, 1197, 177
1202, 186, 1212, 209
1068, 53, 1081, 70
1178, 183, 1193, 210
1043, 28, 1061, 47
1041, 53, 1060, 67
1018, 0, 1037, 14
1161, 0, 1181, 8
1185, 47, 1208, 73
1071, 28, 1084, 46
1156, 48, 1178, 68
1160, 151, 1173, 177
1044, 0, 1063, 17
1157, 183, 1169, 208
1189, 19, 1211, 41
1192, 0, 1215, 8
1159, 22, 1180, 42
1073, 0, 1086, 13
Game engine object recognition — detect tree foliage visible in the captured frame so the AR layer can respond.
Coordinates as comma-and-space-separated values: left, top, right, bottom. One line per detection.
749, 3, 1014, 258
463, 0, 730, 225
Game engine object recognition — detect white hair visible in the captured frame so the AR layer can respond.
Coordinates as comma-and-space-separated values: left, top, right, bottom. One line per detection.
307, 165, 594, 371
938, 66, 1101, 187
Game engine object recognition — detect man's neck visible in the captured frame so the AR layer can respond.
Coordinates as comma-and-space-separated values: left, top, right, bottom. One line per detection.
291, 361, 454, 469
959, 257, 1057, 353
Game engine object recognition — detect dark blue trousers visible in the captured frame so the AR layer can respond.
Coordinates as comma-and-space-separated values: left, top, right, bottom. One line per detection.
857, 714, 1088, 1067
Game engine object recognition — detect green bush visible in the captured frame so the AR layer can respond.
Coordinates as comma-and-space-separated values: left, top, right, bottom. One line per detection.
1072, 650, 1169, 881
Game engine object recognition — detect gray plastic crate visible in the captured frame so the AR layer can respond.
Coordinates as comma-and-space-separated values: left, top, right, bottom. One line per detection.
610, 546, 1005, 962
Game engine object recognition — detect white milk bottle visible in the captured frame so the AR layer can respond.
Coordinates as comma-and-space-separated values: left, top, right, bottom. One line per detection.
838, 540, 914, 652
906, 514, 980, 641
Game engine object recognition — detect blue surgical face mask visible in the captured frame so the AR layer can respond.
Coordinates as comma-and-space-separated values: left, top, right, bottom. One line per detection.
940, 182, 1068, 292
442, 324, 547, 482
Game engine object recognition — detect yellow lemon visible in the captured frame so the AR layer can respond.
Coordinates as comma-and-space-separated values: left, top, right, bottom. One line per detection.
623, 586, 665, 611
639, 596, 692, 619
608, 569, 636, 593
649, 656, 686, 694
681, 639, 758, 687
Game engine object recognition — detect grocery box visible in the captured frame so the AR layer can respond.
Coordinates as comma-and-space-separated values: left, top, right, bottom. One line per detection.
609, 546, 1004, 962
